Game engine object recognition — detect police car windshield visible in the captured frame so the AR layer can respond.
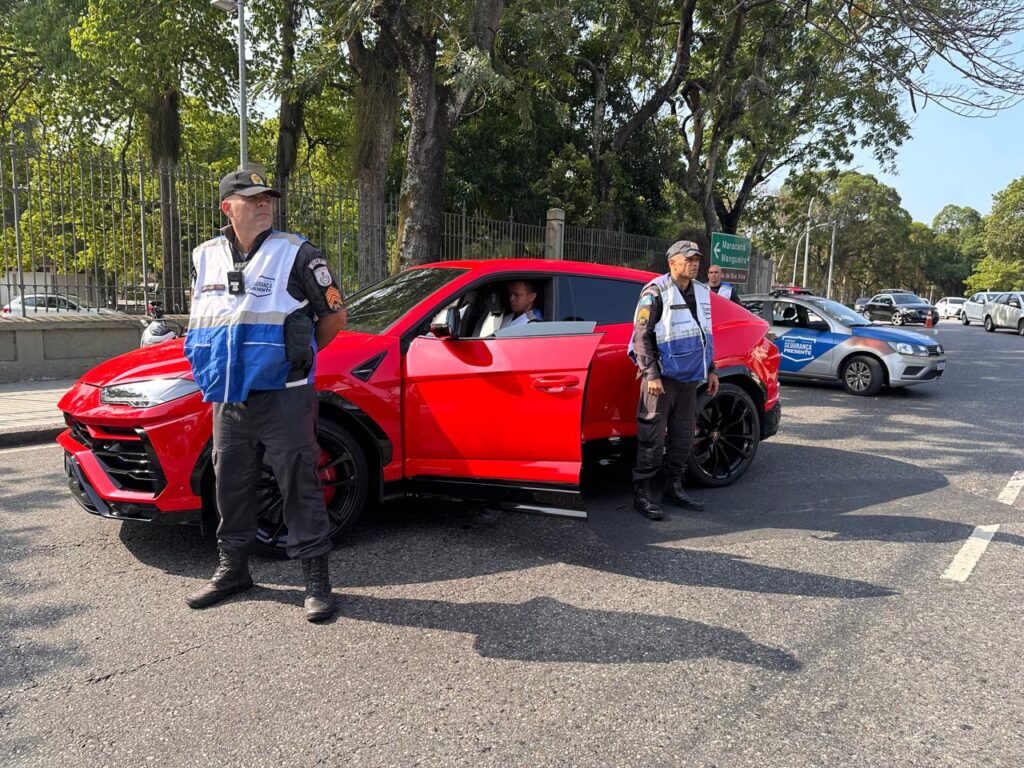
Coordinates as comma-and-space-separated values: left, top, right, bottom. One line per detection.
344, 267, 469, 334
806, 298, 870, 326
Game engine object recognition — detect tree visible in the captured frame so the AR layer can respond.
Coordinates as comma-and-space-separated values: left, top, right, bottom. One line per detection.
968, 176, 1024, 291
370, 0, 508, 269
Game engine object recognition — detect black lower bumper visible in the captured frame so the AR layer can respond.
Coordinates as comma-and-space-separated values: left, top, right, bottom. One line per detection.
761, 400, 782, 440
65, 453, 201, 525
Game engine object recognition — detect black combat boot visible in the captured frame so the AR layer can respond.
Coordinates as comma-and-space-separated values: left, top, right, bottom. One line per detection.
662, 478, 706, 511
185, 548, 254, 609
301, 554, 336, 623
633, 480, 664, 520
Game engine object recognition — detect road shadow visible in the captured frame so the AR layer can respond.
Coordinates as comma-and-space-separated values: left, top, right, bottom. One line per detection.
340, 594, 801, 669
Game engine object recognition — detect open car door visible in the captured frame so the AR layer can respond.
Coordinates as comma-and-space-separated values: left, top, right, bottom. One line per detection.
403, 321, 602, 518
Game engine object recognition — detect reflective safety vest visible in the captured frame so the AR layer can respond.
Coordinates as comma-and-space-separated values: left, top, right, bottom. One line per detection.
184, 231, 306, 403
629, 274, 714, 383
717, 282, 733, 300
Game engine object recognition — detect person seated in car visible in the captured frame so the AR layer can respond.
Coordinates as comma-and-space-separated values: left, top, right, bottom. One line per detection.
500, 280, 543, 329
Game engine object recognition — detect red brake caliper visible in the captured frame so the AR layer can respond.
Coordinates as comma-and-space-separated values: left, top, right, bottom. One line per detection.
318, 447, 338, 506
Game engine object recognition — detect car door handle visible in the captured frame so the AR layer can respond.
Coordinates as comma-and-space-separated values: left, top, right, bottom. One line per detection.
532, 375, 579, 393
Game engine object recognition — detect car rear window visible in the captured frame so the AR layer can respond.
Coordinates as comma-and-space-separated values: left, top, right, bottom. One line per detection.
556, 276, 646, 325
344, 267, 469, 335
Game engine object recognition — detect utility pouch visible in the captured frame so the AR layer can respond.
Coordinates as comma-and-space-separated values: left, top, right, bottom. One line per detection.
284, 311, 314, 365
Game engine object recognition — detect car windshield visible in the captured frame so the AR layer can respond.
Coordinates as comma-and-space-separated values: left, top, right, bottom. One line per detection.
948, 298, 966, 304
806, 298, 870, 326
343, 267, 468, 335
892, 293, 923, 304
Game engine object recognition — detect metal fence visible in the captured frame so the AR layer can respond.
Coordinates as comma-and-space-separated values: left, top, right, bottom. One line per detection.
1, 140, 771, 316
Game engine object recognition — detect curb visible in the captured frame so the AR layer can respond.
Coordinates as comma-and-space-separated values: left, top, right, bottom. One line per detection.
0, 426, 64, 449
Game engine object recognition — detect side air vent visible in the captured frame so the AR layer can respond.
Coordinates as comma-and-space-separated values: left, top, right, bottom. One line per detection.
351, 352, 387, 382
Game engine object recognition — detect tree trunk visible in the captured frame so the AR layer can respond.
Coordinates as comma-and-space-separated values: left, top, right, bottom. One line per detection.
350, 32, 401, 286
275, 0, 303, 231
146, 89, 184, 311
396, 58, 449, 270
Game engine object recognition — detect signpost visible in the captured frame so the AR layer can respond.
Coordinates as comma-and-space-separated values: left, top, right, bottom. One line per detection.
710, 232, 751, 285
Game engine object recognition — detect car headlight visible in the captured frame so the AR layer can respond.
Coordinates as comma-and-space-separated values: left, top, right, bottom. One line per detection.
100, 378, 200, 408
887, 341, 929, 356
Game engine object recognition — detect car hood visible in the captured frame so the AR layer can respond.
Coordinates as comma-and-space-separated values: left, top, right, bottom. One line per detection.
78, 330, 389, 387
850, 326, 937, 346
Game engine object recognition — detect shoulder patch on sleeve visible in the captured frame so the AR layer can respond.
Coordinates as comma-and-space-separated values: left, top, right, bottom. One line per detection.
637, 306, 651, 325
325, 286, 344, 310
312, 265, 332, 287
640, 293, 655, 307
307, 257, 327, 270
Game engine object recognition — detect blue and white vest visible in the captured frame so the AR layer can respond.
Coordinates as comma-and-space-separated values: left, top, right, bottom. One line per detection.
717, 282, 733, 300
629, 275, 714, 383
184, 231, 307, 403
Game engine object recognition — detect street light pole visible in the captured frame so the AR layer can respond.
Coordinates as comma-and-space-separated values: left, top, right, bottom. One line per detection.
211, 0, 248, 168
826, 220, 837, 300
802, 196, 814, 286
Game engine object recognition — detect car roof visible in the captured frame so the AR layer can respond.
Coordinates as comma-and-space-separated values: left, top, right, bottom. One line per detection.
413, 258, 657, 282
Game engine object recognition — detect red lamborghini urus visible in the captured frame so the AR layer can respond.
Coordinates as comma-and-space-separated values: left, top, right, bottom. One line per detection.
58, 260, 781, 557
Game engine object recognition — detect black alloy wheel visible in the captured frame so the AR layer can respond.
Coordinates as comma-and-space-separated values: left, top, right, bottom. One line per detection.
984, 316, 995, 332
251, 419, 369, 559
841, 354, 884, 396
687, 382, 760, 487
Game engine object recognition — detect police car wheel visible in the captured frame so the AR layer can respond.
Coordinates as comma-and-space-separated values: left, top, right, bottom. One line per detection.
250, 420, 369, 559
841, 355, 884, 396
686, 383, 760, 488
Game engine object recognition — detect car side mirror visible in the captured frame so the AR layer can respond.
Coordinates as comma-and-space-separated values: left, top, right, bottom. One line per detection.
430, 307, 461, 339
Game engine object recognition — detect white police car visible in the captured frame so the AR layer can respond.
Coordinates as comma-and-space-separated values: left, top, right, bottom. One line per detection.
742, 293, 946, 396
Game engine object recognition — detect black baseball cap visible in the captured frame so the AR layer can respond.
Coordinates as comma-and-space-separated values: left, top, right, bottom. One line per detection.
219, 170, 282, 202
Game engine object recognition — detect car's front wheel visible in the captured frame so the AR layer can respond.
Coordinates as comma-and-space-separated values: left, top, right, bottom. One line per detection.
892, 312, 905, 326
1018, 319, 1024, 337
984, 316, 995, 332
862, 311, 872, 322
961, 313, 970, 326
251, 419, 369, 559
687, 383, 760, 487
841, 355, 884, 396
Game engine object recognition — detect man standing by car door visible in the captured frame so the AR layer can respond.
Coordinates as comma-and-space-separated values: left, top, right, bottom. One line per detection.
183, 170, 347, 622
707, 264, 742, 304
628, 241, 720, 520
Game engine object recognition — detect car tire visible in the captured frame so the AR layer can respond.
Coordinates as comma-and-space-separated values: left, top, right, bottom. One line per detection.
1018, 319, 1024, 337
841, 355, 884, 396
984, 316, 995, 332
961, 314, 970, 326
686, 382, 760, 488
250, 419, 369, 559
861, 311, 872, 322
892, 312, 904, 326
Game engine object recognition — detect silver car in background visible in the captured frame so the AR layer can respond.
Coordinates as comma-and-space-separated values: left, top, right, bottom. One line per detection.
935, 296, 967, 320
962, 291, 1001, 325
982, 292, 1024, 335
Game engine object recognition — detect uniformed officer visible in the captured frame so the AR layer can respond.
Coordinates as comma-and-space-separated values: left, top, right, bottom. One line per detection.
707, 264, 742, 304
628, 240, 720, 520
183, 170, 348, 622
500, 279, 542, 328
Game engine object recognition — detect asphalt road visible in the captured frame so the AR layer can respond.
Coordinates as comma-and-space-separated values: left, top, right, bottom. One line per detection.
2, 322, 1022, 767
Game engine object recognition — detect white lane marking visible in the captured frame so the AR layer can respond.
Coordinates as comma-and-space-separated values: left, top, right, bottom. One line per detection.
997, 471, 1024, 506
941, 524, 1000, 582
0, 443, 61, 456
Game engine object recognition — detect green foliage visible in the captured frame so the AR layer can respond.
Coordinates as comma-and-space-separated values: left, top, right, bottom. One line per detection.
967, 176, 1024, 291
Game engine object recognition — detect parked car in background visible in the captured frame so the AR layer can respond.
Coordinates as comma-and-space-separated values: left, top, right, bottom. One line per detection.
982, 292, 1024, 334
57, 259, 782, 558
862, 293, 939, 326
935, 297, 967, 320
2, 294, 121, 316
962, 291, 1002, 325
853, 297, 870, 312
742, 293, 945, 396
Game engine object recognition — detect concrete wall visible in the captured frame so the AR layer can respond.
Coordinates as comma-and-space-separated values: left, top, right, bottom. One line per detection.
0, 316, 144, 383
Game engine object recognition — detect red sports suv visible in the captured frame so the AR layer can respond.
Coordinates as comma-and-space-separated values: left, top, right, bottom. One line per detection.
58, 260, 781, 557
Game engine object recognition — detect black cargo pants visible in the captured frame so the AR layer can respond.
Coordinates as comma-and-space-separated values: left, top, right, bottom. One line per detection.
212, 384, 331, 559
632, 377, 699, 483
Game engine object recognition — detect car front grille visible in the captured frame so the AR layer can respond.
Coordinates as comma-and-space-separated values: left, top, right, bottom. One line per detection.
64, 416, 165, 494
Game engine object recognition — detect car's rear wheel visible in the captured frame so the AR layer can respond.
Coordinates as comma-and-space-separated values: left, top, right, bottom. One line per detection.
251, 419, 368, 559
892, 312, 905, 326
984, 316, 995, 332
687, 383, 760, 487
841, 355, 884, 396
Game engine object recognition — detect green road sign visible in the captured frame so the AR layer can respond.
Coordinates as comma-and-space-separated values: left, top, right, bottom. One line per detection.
710, 232, 751, 284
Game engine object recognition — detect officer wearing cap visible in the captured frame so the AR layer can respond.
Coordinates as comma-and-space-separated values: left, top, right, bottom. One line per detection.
707, 264, 742, 304
628, 240, 720, 520
183, 170, 348, 622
